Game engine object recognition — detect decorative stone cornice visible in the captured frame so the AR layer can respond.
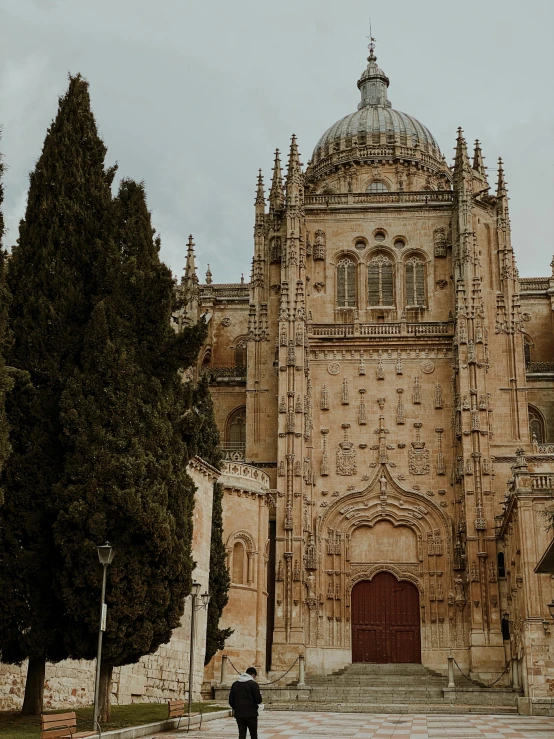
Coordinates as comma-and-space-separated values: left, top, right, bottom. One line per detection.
187, 455, 221, 482
220, 461, 270, 496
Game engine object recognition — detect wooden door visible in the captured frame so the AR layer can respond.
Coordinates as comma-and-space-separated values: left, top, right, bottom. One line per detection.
351, 573, 421, 663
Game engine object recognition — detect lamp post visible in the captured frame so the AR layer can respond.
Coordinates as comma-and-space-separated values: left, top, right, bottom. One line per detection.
93, 542, 115, 734
187, 581, 211, 732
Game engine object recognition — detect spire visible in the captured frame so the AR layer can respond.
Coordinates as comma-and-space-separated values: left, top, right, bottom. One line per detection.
357, 31, 391, 109
255, 169, 265, 207
269, 149, 284, 212
453, 127, 472, 187
496, 157, 508, 198
286, 135, 301, 184
472, 140, 487, 179
183, 234, 198, 284
205, 264, 212, 285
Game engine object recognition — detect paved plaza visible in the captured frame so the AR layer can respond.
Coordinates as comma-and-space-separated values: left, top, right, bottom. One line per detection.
161, 710, 554, 739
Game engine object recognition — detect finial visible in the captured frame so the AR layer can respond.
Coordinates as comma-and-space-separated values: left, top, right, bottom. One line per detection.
241, 273, 244, 285
497, 157, 507, 195
255, 168, 265, 206
269, 148, 285, 212
367, 19, 376, 61
184, 234, 198, 284
205, 264, 212, 285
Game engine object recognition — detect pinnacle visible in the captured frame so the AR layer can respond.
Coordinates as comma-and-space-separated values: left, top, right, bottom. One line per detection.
255, 168, 265, 206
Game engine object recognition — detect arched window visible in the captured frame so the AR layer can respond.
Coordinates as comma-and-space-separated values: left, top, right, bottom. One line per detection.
226, 407, 246, 447
367, 181, 388, 193
405, 256, 426, 307
528, 405, 545, 444
368, 254, 394, 306
235, 339, 247, 367
524, 338, 531, 367
232, 541, 245, 585
336, 257, 356, 307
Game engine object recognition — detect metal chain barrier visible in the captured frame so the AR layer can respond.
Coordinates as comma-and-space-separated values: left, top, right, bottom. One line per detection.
226, 656, 300, 685
453, 658, 510, 688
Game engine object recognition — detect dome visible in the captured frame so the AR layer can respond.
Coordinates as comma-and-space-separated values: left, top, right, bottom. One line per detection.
310, 45, 445, 178
315, 107, 441, 156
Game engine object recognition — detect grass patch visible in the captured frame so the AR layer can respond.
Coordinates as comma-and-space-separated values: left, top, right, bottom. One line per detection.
0, 701, 226, 739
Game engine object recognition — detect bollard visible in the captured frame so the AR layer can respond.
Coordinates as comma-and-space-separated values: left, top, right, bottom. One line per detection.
221, 654, 228, 685
298, 654, 306, 686
447, 655, 455, 689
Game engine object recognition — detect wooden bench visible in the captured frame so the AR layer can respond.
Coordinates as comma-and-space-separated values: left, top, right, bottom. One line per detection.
41, 711, 95, 739
168, 699, 202, 730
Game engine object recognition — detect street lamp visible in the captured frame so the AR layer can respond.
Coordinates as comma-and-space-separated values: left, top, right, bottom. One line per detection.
187, 581, 211, 732
93, 542, 115, 733
548, 600, 554, 619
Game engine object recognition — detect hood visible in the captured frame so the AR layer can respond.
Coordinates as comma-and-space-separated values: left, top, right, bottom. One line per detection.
238, 673, 254, 682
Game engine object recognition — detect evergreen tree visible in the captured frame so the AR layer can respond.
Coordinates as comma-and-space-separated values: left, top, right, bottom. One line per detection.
205, 482, 233, 665
52, 179, 206, 723
0, 75, 116, 714
0, 140, 13, 501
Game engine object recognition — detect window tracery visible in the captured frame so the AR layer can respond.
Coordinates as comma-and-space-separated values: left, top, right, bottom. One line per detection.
368, 254, 394, 306
528, 405, 546, 444
336, 257, 357, 307
367, 181, 388, 193
226, 406, 246, 447
405, 256, 426, 307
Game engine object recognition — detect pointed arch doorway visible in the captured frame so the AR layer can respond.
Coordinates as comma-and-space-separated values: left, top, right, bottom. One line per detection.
351, 572, 421, 663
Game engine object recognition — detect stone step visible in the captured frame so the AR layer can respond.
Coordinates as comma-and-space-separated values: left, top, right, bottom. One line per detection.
267, 702, 519, 715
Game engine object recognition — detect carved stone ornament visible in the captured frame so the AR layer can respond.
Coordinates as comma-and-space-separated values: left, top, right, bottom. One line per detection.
421, 360, 435, 374
221, 317, 231, 327
327, 362, 340, 375
409, 423, 429, 475
337, 424, 357, 476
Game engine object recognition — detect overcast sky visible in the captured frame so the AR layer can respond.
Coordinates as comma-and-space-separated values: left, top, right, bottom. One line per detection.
1, 0, 553, 282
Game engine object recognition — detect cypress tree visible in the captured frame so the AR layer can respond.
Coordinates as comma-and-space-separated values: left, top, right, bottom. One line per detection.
52, 179, 206, 723
0, 140, 13, 499
204, 481, 233, 665
0, 75, 116, 714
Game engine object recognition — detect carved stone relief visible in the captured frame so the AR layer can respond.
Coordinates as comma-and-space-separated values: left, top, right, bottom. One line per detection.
337, 424, 357, 476
409, 423, 429, 475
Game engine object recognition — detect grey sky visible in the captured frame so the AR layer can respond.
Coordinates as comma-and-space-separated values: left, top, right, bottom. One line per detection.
1, 0, 553, 282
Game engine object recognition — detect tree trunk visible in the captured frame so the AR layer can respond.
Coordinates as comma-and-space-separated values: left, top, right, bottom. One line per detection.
97, 663, 113, 725
21, 655, 46, 715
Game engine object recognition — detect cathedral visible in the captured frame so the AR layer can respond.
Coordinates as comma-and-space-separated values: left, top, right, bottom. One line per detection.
185, 42, 554, 710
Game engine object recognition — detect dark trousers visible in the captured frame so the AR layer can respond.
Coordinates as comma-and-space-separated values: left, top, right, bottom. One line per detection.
235, 715, 258, 739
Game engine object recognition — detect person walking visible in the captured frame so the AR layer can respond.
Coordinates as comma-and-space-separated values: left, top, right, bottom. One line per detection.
228, 666, 263, 739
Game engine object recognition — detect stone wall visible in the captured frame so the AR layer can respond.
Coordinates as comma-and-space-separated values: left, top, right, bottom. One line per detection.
0, 456, 218, 710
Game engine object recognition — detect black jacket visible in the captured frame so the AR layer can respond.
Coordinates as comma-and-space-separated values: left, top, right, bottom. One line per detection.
229, 676, 263, 718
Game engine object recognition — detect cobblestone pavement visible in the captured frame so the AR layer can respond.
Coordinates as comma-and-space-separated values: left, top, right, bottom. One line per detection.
161, 710, 554, 738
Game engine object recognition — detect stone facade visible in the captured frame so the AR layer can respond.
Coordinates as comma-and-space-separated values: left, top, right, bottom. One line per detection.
0, 457, 218, 710
184, 43, 554, 710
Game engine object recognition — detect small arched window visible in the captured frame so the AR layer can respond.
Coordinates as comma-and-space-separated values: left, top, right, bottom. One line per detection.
405, 256, 426, 307
232, 541, 245, 585
336, 257, 356, 307
367, 181, 388, 193
227, 407, 246, 446
524, 339, 531, 367
235, 339, 247, 367
528, 405, 545, 444
368, 254, 394, 306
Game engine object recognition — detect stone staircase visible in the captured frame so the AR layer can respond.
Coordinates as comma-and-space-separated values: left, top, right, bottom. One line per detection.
262, 663, 520, 714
